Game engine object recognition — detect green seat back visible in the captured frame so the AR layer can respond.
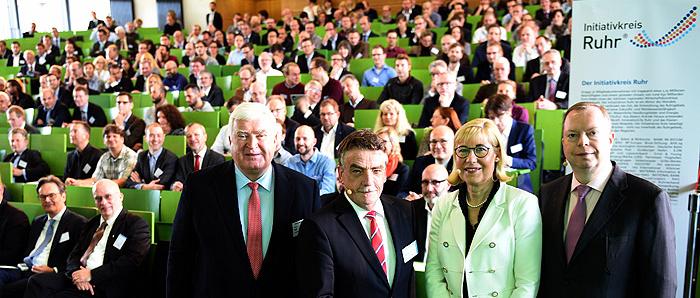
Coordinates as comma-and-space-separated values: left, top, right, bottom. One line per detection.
42, 151, 68, 178
349, 58, 374, 80
462, 83, 481, 103
266, 76, 285, 94
219, 109, 231, 127
122, 188, 161, 219
403, 105, 423, 127
221, 65, 240, 76
89, 127, 107, 149
359, 86, 384, 101
130, 210, 156, 244
409, 57, 435, 70
515, 66, 524, 82
205, 127, 219, 148
215, 76, 232, 90
182, 111, 220, 128
5, 182, 23, 202
0, 162, 12, 185
368, 37, 388, 48
142, 135, 187, 157
354, 110, 380, 130
532, 129, 544, 195
412, 70, 431, 88
30, 134, 67, 152
66, 186, 95, 207
519, 102, 536, 126
23, 183, 39, 203
534, 109, 565, 171
89, 94, 115, 110
205, 65, 222, 77
160, 190, 181, 223
414, 128, 427, 147
0, 113, 8, 127
469, 103, 483, 121
68, 206, 99, 219
9, 202, 43, 221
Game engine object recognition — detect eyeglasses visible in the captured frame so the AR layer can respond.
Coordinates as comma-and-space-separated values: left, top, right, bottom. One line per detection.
38, 192, 60, 200
455, 145, 493, 158
421, 179, 446, 186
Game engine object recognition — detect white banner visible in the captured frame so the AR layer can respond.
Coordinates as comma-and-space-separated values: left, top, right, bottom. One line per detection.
570, 1, 699, 294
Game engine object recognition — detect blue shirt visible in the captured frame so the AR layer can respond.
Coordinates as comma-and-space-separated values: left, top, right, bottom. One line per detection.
284, 149, 336, 195
163, 73, 188, 91
135, 147, 163, 190
362, 65, 397, 87
235, 164, 275, 258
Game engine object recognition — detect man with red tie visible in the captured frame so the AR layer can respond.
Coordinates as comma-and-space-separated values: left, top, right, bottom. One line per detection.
24, 179, 151, 298
167, 102, 320, 297
296, 130, 417, 297
170, 123, 225, 192
538, 102, 676, 297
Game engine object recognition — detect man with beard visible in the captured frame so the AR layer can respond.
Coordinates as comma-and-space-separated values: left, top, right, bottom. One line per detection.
284, 125, 336, 195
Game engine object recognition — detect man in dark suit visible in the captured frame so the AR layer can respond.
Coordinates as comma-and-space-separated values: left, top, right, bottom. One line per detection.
294, 38, 324, 73
297, 129, 417, 297
18, 51, 47, 79
522, 35, 570, 83
25, 179, 151, 298
170, 123, 225, 192
418, 72, 469, 128
340, 75, 379, 125
321, 22, 346, 51
3, 128, 50, 183
538, 102, 677, 297
529, 50, 570, 110
314, 99, 356, 159
6, 42, 26, 67
291, 81, 324, 127
35, 88, 71, 127
206, 2, 224, 31
64, 121, 103, 180
239, 22, 261, 45
87, 11, 105, 30
0, 176, 87, 298
167, 102, 320, 297
199, 71, 225, 107
104, 64, 134, 93
267, 96, 300, 154
132, 59, 158, 93
112, 92, 146, 150
126, 123, 178, 190
405, 164, 449, 262
90, 28, 113, 58
0, 183, 29, 288
70, 86, 107, 127
6, 106, 40, 134
402, 125, 454, 196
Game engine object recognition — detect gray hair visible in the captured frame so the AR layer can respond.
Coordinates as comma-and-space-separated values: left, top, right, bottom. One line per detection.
228, 102, 278, 132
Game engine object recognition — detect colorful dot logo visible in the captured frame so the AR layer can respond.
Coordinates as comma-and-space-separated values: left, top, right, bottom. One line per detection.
630, 6, 697, 48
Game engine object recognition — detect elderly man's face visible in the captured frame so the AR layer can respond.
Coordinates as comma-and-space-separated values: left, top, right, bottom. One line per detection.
434, 73, 456, 96
492, 60, 510, 81
92, 180, 124, 220
230, 118, 277, 179
421, 167, 449, 201
41, 90, 57, 109
338, 149, 388, 210
562, 108, 615, 176
38, 182, 67, 217
542, 52, 562, 75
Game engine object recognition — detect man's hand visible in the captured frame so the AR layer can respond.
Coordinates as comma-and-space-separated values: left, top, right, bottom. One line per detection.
71, 266, 92, 284
405, 191, 423, 202
141, 179, 165, 190
31, 265, 54, 273
130, 171, 142, 183
171, 181, 184, 192
535, 96, 558, 110
65, 178, 77, 186
75, 281, 95, 295
12, 167, 23, 176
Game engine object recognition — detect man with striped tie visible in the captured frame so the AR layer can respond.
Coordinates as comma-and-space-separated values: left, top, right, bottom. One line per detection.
296, 129, 418, 297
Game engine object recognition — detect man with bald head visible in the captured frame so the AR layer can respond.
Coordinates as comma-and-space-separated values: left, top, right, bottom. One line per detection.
403, 125, 455, 195
167, 102, 320, 297
406, 164, 449, 261
35, 88, 71, 127
530, 49, 570, 110
285, 125, 336, 195
171, 123, 225, 192
25, 179, 151, 298
473, 56, 527, 103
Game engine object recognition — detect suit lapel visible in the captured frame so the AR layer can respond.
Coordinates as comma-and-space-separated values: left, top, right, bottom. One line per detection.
571, 166, 627, 262
334, 197, 388, 284
28, 215, 48, 252
382, 196, 406, 288
545, 174, 571, 265
185, 152, 194, 173
212, 162, 250, 270
264, 163, 293, 272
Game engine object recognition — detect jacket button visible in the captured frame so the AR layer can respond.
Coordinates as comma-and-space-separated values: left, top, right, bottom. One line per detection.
489, 242, 496, 248
491, 291, 499, 297
443, 267, 448, 273
443, 241, 449, 247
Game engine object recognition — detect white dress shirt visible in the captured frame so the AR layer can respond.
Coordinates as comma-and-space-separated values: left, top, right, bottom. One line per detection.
86, 206, 123, 270
564, 164, 614, 236
28, 207, 67, 267
345, 193, 396, 286
319, 124, 337, 159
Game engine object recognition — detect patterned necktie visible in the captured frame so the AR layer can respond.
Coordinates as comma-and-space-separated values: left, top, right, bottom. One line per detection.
81, 110, 87, 122
80, 221, 108, 266
565, 185, 592, 262
548, 78, 557, 100
24, 219, 55, 266
193, 154, 200, 171
365, 211, 387, 275
247, 182, 263, 279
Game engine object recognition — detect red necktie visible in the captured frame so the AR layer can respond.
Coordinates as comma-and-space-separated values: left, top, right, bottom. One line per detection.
365, 211, 387, 275
247, 182, 263, 279
565, 185, 592, 262
193, 154, 200, 171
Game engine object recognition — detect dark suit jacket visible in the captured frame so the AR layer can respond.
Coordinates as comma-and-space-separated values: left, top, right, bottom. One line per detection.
313, 122, 356, 158
339, 98, 378, 124
507, 120, 536, 193
90, 41, 113, 57
24, 209, 87, 272
383, 162, 409, 197
283, 117, 300, 155
0, 199, 29, 265
64, 144, 103, 179
538, 163, 677, 297
203, 85, 225, 107
207, 11, 223, 31
104, 77, 134, 93
6, 55, 26, 67
167, 161, 320, 297
173, 149, 225, 184
528, 72, 570, 109
471, 41, 513, 68
411, 199, 429, 261
56, 87, 74, 108
418, 93, 469, 128
402, 155, 453, 195
2, 149, 50, 183
126, 148, 178, 189
245, 32, 262, 45
294, 51, 324, 73
473, 60, 517, 82
291, 104, 322, 128
523, 56, 570, 83
322, 35, 347, 51
71, 102, 108, 127
115, 115, 146, 150
296, 194, 416, 298
19, 63, 48, 78
23, 124, 40, 134
34, 104, 71, 127
63, 209, 150, 298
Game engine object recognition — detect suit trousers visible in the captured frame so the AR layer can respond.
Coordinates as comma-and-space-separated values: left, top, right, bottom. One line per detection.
24, 272, 106, 298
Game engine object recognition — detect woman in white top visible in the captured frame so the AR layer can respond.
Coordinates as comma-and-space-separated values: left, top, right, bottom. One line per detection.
425, 118, 542, 298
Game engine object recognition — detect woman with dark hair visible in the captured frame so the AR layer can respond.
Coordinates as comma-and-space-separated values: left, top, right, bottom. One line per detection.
418, 107, 463, 156
337, 40, 353, 64
5, 79, 35, 109
156, 104, 186, 135
120, 59, 136, 79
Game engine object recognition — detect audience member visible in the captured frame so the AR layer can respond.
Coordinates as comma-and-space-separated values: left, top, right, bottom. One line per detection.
266, 95, 299, 154
184, 84, 215, 112
310, 57, 344, 106
339, 75, 378, 125
0, 182, 29, 287
35, 88, 71, 127
403, 125, 454, 195
271, 62, 305, 105
112, 92, 146, 150
126, 123, 178, 190
64, 121, 103, 180
405, 164, 449, 261
171, 123, 225, 191
285, 125, 336, 195
418, 72, 469, 127
530, 49, 569, 109
375, 126, 410, 196
6, 105, 39, 134
156, 104, 186, 135
378, 54, 424, 104
375, 99, 418, 160
3, 128, 50, 183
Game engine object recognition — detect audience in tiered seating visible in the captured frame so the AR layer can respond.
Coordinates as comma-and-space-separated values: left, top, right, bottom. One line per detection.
3, 128, 50, 182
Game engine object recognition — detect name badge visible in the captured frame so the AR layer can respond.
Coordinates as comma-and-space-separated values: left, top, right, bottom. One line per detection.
59, 232, 70, 243
398, 135, 406, 143
18, 160, 27, 168
430, 47, 440, 55
402, 240, 419, 263
83, 164, 92, 174
89, 116, 95, 124
154, 168, 164, 178
555, 91, 567, 99
125, 130, 131, 136
457, 76, 465, 82
292, 219, 303, 237
388, 173, 399, 181
372, 77, 380, 84
510, 143, 523, 154
113, 234, 127, 250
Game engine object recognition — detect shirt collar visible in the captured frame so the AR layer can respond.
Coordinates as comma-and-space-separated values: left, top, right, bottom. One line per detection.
323, 122, 338, 134
571, 162, 614, 194
149, 147, 163, 159
344, 191, 386, 217
100, 206, 123, 226
234, 162, 274, 192
48, 205, 67, 221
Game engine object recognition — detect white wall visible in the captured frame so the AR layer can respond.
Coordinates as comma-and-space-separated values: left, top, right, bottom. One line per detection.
68, 0, 111, 31
182, 0, 210, 31
133, 0, 159, 28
